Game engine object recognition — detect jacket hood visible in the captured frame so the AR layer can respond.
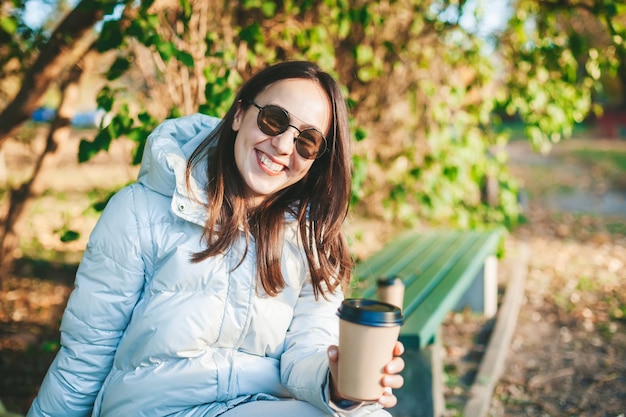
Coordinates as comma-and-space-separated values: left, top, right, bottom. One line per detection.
137, 113, 222, 198
136, 113, 299, 227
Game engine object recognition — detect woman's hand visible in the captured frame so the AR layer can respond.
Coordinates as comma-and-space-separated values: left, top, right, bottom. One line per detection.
327, 341, 405, 408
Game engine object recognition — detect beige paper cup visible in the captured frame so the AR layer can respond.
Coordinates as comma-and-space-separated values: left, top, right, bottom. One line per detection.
336, 299, 403, 401
376, 276, 405, 311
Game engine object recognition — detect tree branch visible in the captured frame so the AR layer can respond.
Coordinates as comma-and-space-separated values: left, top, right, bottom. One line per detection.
0, 0, 104, 145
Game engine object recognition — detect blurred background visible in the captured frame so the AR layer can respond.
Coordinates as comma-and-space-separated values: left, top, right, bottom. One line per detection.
0, 0, 625, 415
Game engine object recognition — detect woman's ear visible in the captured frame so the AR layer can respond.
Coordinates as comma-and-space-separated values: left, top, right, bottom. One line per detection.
232, 101, 244, 132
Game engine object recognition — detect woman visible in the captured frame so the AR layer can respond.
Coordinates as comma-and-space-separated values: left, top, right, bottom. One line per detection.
27, 61, 404, 417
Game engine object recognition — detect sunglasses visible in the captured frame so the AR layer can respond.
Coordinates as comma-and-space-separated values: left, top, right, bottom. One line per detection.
251, 102, 328, 160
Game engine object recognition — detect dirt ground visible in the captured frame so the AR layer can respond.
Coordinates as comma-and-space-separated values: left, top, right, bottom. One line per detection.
440, 139, 626, 417
487, 140, 626, 417
0, 131, 625, 416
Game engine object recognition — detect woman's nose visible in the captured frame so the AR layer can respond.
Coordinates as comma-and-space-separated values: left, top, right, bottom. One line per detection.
270, 129, 297, 155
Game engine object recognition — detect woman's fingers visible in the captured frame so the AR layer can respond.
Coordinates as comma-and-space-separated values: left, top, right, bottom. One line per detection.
393, 341, 405, 356
385, 356, 405, 375
382, 373, 404, 389
377, 387, 398, 408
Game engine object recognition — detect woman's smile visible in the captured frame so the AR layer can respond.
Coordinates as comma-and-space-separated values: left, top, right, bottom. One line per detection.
256, 149, 286, 174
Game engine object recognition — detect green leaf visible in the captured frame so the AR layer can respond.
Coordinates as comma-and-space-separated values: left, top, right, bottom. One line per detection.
176, 50, 194, 67
0, 16, 18, 35
41, 340, 60, 353
127, 19, 148, 44
260, 1, 277, 17
92, 192, 116, 212
357, 66, 375, 82
156, 41, 177, 62
110, 109, 134, 135
78, 128, 113, 163
338, 14, 351, 39
106, 56, 131, 81
97, 20, 124, 52
354, 127, 367, 142
60, 230, 80, 242
180, 0, 192, 19
168, 107, 183, 119
137, 111, 155, 124
140, 0, 157, 11
78, 139, 98, 163
239, 23, 264, 46
350, 6, 371, 26
132, 144, 144, 165
355, 44, 374, 65
97, 0, 121, 15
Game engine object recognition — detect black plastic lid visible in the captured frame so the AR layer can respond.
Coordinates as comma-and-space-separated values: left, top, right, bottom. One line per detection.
376, 276, 404, 287
337, 298, 403, 327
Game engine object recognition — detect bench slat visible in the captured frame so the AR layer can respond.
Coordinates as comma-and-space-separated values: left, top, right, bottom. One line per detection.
354, 232, 458, 298
401, 232, 481, 314
354, 231, 430, 286
400, 231, 502, 348
393, 232, 459, 284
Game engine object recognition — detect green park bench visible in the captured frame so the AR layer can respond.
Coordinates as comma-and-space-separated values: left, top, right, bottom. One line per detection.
350, 229, 504, 417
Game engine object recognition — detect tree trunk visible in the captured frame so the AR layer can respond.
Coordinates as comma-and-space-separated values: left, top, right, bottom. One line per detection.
0, 54, 88, 278
0, 0, 102, 146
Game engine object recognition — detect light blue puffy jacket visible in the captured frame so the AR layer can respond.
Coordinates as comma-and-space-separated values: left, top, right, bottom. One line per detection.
27, 114, 383, 417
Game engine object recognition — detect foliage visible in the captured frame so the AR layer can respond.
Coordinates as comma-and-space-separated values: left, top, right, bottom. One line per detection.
74, 0, 525, 231
495, 0, 624, 153
0, 0, 41, 105
3, 0, 626, 236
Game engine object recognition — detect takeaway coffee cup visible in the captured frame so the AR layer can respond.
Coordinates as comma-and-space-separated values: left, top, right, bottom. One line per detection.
376, 276, 405, 311
336, 299, 403, 401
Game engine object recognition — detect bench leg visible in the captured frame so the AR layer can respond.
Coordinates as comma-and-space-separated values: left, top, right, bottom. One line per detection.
455, 255, 498, 318
431, 331, 445, 417
393, 331, 445, 417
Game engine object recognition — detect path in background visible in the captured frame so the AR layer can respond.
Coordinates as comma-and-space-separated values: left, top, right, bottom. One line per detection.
489, 139, 626, 416
429, 138, 626, 417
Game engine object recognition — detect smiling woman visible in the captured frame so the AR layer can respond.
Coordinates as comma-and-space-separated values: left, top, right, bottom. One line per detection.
231, 78, 330, 206
26, 61, 405, 417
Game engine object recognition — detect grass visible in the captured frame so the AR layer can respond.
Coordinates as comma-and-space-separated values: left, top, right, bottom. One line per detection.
568, 146, 626, 190
571, 148, 626, 170
18, 237, 83, 267
606, 220, 626, 235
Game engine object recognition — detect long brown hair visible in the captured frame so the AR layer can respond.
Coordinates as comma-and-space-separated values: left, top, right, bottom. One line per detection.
186, 61, 353, 298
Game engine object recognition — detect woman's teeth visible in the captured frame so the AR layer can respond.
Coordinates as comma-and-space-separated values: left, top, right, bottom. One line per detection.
259, 152, 284, 172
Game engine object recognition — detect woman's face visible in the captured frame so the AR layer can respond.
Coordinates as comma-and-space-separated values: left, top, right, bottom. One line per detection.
232, 78, 331, 207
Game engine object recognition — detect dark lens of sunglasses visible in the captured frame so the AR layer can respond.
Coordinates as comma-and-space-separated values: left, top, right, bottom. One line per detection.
257, 104, 326, 159
258, 106, 289, 136
296, 131, 325, 159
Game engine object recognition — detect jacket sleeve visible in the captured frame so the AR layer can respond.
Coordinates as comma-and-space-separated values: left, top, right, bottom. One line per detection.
27, 185, 147, 417
280, 283, 385, 416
